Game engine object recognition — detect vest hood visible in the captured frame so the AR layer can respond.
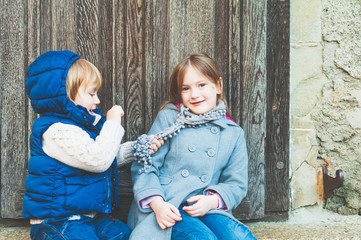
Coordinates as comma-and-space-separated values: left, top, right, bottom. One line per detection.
25, 50, 80, 115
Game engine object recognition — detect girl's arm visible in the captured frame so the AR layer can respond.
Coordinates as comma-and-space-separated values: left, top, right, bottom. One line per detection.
205, 128, 249, 210
42, 120, 124, 173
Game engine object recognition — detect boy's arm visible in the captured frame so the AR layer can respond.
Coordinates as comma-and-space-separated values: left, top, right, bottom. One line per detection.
116, 141, 135, 167
42, 120, 124, 173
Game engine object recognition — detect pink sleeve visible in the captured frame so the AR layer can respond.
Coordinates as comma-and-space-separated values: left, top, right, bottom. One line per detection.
207, 191, 227, 210
139, 195, 162, 209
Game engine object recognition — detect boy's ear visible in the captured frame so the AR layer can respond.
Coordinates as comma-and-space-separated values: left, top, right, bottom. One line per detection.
217, 77, 223, 94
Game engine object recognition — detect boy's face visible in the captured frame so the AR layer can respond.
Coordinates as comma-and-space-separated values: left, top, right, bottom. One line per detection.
181, 65, 221, 115
74, 81, 100, 114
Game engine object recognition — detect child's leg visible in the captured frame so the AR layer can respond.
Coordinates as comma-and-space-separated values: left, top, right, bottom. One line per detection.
30, 215, 99, 240
92, 214, 130, 240
171, 208, 217, 240
202, 214, 257, 240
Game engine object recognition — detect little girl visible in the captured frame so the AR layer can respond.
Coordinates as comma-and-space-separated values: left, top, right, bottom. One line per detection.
128, 53, 256, 239
22, 50, 162, 239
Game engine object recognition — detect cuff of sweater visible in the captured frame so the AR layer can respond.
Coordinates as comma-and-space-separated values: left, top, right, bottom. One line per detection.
117, 141, 136, 167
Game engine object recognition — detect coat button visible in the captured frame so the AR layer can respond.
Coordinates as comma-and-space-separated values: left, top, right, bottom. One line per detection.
188, 144, 196, 152
200, 175, 209, 182
210, 127, 219, 134
207, 149, 215, 157
181, 169, 189, 177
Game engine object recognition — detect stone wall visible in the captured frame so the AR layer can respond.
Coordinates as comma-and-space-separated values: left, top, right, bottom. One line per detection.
290, 0, 361, 214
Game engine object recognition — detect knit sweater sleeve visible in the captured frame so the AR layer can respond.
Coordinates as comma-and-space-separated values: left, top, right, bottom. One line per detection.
117, 141, 136, 167
42, 120, 124, 173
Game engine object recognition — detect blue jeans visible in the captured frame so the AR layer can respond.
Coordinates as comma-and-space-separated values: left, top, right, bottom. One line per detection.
171, 208, 256, 240
30, 214, 130, 240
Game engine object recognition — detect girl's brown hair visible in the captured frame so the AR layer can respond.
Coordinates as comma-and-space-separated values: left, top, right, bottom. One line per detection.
66, 59, 102, 102
164, 53, 230, 115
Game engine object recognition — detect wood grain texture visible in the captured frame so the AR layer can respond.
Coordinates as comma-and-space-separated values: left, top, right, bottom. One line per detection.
266, 0, 290, 212
144, 0, 170, 127
0, 0, 28, 218
97, 0, 114, 112
27, 0, 41, 163
240, 0, 267, 220
124, 0, 146, 141
169, 0, 215, 66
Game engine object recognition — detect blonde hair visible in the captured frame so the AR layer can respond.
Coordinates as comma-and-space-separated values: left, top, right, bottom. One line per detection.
66, 59, 102, 102
165, 53, 229, 115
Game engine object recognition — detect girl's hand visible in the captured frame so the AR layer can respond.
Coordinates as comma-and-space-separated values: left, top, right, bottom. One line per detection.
183, 195, 219, 217
150, 197, 182, 229
106, 105, 124, 124
149, 135, 164, 154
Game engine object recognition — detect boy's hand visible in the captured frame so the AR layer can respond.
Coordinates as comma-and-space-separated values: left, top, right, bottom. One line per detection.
150, 197, 182, 229
149, 135, 164, 154
106, 105, 124, 123
183, 195, 219, 217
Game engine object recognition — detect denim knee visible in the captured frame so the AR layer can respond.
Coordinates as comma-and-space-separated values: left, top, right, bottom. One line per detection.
93, 214, 130, 240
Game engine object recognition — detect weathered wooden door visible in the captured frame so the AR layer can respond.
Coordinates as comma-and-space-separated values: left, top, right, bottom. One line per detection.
0, 0, 289, 221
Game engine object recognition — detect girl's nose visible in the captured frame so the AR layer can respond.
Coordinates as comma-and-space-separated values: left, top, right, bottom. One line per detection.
191, 89, 200, 98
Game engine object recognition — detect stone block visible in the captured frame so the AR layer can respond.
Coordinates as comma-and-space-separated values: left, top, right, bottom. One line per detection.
291, 45, 323, 93
291, 74, 328, 117
290, 163, 319, 209
290, 127, 318, 172
290, 0, 322, 43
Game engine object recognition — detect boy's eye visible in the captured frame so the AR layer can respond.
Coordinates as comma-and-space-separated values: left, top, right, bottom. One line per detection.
89, 93, 96, 97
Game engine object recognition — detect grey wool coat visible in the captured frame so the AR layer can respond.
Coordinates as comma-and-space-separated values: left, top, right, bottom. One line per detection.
127, 104, 249, 240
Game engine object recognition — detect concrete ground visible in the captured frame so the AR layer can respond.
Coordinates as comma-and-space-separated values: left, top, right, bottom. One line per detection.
1, 206, 360, 239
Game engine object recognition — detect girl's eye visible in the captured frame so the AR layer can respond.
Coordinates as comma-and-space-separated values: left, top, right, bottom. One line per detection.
182, 87, 189, 91
199, 83, 206, 87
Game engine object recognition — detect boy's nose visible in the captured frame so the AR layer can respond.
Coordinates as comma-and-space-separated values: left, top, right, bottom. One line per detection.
94, 95, 100, 104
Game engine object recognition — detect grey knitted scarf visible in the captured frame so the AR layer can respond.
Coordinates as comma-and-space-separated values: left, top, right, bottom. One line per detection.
132, 101, 227, 174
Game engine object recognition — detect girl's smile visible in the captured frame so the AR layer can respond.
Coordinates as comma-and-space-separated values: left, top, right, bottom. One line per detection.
181, 65, 222, 115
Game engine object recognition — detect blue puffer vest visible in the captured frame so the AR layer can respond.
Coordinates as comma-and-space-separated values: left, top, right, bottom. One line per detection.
22, 51, 120, 219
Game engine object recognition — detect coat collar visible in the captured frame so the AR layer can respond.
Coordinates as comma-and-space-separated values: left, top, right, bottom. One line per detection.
211, 116, 238, 129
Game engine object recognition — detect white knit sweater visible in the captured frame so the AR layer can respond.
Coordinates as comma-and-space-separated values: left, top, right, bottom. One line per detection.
42, 120, 135, 172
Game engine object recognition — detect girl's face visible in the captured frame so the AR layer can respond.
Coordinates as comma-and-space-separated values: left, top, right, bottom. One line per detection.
181, 65, 222, 115
74, 80, 100, 114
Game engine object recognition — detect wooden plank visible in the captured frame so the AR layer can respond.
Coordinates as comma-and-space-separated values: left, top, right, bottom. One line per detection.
113, 0, 126, 109
265, 0, 290, 212
214, 0, 229, 93
227, 0, 242, 122
236, 0, 267, 220
27, 0, 41, 168
113, 1, 131, 220
97, 0, 114, 112
74, 0, 99, 63
0, 0, 28, 218
39, 0, 77, 52
124, 0, 146, 141
50, 1, 77, 51
169, 0, 187, 69
169, 0, 215, 64
144, 0, 170, 128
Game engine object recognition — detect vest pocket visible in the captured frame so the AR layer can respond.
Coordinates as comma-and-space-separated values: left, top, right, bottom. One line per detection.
64, 174, 106, 212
